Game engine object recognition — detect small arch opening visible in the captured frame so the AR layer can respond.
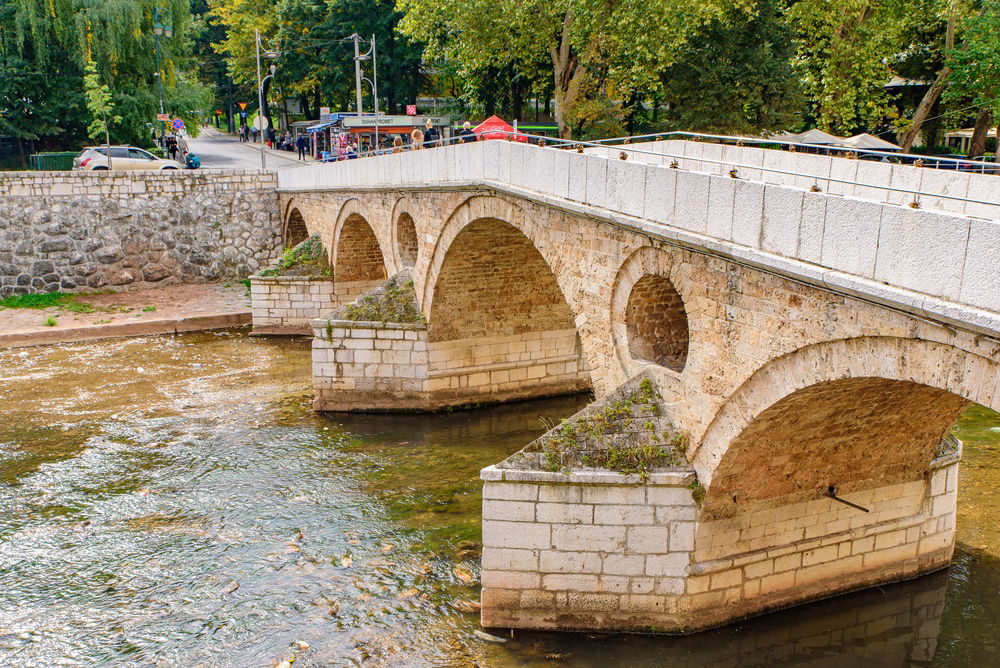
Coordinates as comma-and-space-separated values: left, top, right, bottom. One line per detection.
335, 214, 386, 283
397, 212, 418, 268
625, 274, 689, 372
284, 208, 308, 248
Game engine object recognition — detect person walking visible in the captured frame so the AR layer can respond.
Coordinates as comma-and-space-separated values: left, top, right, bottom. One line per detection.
422, 118, 440, 147
410, 127, 424, 150
177, 134, 190, 163
458, 121, 477, 143
296, 133, 308, 160
166, 134, 179, 161
250, 126, 258, 143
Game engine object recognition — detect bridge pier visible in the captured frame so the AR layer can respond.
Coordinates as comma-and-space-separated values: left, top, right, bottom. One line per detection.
480, 445, 958, 633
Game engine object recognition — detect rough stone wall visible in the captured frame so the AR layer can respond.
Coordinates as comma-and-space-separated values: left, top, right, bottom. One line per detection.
250, 275, 334, 334
396, 212, 418, 268
0, 170, 280, 296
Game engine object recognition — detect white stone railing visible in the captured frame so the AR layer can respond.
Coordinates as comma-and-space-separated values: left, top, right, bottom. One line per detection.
276, 140, 1000, 333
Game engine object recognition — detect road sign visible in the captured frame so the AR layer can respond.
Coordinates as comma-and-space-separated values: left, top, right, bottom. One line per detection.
320, 106, 330, 116
237, 102, 248, 111
405, 105, 417, 116
172, 118, 184, 130
156, 113, 170, 121
252, 115, 269, 131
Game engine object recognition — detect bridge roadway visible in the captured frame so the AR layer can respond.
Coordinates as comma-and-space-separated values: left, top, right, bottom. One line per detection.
272, 138, 1000, 632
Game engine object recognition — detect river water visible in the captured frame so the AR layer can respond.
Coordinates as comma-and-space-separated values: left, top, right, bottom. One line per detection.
0, 330, 996, 667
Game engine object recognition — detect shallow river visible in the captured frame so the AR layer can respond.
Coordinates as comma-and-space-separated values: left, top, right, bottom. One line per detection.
0, 331, 997, 666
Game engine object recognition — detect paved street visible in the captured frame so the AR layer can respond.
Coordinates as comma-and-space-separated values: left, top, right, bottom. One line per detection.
187, 127, 305, 171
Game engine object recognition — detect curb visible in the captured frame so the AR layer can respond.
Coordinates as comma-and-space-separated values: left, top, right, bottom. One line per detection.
0, 310, 251, 349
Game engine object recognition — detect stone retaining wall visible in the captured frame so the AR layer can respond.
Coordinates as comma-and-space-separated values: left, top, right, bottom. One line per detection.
0, 170, 280, 296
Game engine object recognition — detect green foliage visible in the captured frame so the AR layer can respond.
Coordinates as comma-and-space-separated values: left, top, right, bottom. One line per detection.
688, 479, 705, 507
532, 377, 688, 479
43, 316, 58, 327
0, 0, 212, 154
0, 292, 69, 309
341, 276, 423, 324
259, 236, 330, 277
82, 59, 121, 143
657, 0, 802, 134
944, 3, 1000, 119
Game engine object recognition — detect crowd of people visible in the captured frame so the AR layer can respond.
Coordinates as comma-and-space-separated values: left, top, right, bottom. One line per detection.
234, 118, 481, 162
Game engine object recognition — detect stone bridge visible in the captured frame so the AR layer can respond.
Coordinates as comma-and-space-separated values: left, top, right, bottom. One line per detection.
272, 138, 1000, 633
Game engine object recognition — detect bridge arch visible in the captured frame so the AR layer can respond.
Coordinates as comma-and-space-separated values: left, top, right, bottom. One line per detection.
281, 201, 310, 248
332, 200, 388, 302
423, 197, 591, 403
693, 336, 1000, 519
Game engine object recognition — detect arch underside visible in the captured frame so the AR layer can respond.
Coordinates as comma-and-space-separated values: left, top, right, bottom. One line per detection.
334, 213, 387, 305
703, 377, 969, 520
426, 217, 590, 404
284, 208, 309, 249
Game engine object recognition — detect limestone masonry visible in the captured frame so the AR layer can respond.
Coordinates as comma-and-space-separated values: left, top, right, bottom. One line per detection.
0, 170, 281, 296
274, 138, 1000, 632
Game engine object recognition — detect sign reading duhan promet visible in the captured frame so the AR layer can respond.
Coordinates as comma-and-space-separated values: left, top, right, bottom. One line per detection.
342, 116, 449, 129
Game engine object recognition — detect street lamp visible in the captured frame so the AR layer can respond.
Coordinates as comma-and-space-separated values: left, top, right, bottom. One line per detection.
352, 34, 380, 150
153, 7, 173, 147
254, 29, 280, 169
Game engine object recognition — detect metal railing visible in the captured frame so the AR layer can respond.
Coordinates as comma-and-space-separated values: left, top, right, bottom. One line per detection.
292, 130, 997, 210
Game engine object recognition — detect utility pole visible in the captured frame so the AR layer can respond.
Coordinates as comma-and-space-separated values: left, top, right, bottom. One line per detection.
372, 34, 379, 150
256, 29, 266, 169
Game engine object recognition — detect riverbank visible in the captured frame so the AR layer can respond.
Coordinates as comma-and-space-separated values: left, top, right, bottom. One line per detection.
0, 283, 251, 348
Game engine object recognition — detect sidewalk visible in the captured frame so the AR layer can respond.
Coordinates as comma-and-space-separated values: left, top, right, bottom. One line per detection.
0, 284, 251, 348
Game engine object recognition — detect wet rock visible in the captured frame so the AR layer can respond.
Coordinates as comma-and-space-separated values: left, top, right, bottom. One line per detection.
452, 566, 476, 584
452, 599, 481, 613
473, 630, 507, 643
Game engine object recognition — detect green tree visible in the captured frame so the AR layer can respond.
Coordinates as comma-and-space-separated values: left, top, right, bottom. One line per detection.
82, 58, 121, 146
398, 0, 734, 139
658, 0, 802, 134
943, 2, 1000, 156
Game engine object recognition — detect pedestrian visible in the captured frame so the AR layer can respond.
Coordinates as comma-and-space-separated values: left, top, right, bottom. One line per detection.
392, 136, 404, 154
166, 134, 179, 161
422, 118, 440, 147
410, 127, 424, 150
296, 133, 308, 160
177, 134, 189, 162
250, 127, 258, 143
458, 120, 477, 143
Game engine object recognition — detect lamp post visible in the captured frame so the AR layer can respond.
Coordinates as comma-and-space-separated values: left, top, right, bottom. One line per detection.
254, 29, 279, 169
354, 35, 379, 150
153, 7, 172, 147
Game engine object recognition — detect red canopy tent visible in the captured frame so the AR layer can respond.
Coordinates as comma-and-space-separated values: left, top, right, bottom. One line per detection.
474, 115, 528, 142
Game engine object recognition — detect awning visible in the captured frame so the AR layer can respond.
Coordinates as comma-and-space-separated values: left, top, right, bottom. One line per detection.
474, 115, 528, 142
307, 121, 335, 133
840, 133, 902, 151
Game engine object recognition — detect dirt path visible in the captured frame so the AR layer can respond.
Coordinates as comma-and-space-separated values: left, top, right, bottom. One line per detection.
0, 283, 251, 348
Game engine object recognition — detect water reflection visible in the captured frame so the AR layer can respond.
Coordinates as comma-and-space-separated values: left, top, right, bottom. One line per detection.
0, 331, 996, 666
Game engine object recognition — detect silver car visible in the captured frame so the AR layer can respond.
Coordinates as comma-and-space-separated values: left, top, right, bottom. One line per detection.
72, 146, 184, 171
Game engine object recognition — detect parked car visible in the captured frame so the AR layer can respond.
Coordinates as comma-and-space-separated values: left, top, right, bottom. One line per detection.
72, 146, 183, 171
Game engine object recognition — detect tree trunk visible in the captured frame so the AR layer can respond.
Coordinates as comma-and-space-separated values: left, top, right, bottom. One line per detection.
900, 66, 951, 151
16, 137, 25, 168
550, 9, 579, 139
512, 73, 523, 122
969, 107, 993, 157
